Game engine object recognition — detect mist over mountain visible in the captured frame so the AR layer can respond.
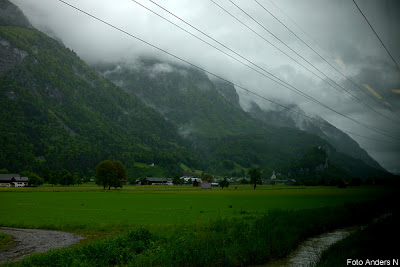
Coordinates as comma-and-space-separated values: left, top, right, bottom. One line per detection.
9, 0, 400, 173
0, 0, 31, 28
0, 1, 202, 178
94, 59, 386, 178
0, 0, 395, 181
245, 101, 384, 171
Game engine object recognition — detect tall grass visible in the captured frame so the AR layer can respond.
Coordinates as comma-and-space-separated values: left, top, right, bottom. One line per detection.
0, 232, 13, 248
11, 196, 396, 267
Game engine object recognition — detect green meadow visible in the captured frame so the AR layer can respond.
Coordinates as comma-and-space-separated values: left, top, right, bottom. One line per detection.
0, 185, 388, 232
1, 185, 397, 266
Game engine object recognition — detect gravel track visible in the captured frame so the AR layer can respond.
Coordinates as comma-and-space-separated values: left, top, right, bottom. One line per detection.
0, 227, 83, 264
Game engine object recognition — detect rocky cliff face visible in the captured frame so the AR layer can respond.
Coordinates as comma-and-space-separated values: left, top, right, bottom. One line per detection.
213, 79, 242, 110
0, 37, 29, 75
0, 0, 33, 76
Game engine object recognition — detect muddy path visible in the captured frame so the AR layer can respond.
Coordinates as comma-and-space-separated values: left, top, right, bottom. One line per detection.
0, 227, 83, 264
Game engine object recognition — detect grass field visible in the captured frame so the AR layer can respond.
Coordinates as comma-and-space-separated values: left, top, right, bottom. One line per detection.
0, 184, 389, 232
1, 184, 396, 266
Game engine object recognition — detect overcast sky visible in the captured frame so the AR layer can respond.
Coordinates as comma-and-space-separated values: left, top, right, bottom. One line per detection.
11, 0, 400, 173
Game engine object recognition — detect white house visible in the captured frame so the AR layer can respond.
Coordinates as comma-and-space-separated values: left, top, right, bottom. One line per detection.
0, 174, 29, 187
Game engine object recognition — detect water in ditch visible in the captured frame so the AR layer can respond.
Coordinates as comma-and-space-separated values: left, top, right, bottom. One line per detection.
264, 227, 357, 267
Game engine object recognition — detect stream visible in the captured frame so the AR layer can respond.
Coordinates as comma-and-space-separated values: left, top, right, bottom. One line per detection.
263, 214, 392, 267
264, 227, 356, 267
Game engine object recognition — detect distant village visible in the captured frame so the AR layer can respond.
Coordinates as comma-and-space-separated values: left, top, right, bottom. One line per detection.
0, 170, 297, 188
135, 172, 296, 188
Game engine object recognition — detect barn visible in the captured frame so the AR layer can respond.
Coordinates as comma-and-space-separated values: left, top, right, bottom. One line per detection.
200, 181, 211, 189
141, 177, 168, 185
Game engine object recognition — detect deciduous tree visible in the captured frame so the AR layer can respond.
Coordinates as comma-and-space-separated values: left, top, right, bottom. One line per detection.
173, 175, 184, 185
219, 178, 229, 189
111, 161, 126, 189
95, 160, 126, 190
21, 171, 44, 186
202, 173, 214, 183
249, 168, 262, 189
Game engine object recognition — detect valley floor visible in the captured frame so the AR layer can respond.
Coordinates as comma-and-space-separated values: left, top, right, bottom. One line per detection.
0, 184, 397, 266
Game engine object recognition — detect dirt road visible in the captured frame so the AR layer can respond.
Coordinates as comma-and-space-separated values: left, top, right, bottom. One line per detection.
0, 227, 83, 264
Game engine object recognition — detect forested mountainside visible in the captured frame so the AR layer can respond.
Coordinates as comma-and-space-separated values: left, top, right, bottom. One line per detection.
0, 0, 389, 180
0, 1, 202, 177
226, 86, 386, 178
95, 60, 387, 178
211, 77, 384, 171
0, 0, 31, 29
247, 101, 384, 171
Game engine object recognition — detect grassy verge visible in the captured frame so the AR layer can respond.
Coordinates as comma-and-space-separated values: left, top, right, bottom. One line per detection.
0, 232, 14, 250
9, 195, 396, 267
316, 211, 400, 266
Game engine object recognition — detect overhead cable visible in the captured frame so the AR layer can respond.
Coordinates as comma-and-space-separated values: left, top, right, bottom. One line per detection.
56, 0, 400, 145
143, 0, 400, 138
255, 0, 396, 114
223, 0, 400, 127
352, 0, 400, 72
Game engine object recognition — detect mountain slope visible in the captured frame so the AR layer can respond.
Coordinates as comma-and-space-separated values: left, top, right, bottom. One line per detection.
246, 100, 384, 171
95, 60, 268, 140
1, 0, 387, 180
94, 60, 386, 178
0, 0, 31, 29
0, 8, 200, 177
213, 79, 384, 171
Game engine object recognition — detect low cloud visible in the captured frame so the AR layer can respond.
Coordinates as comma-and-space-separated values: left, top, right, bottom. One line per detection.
11, 0, 400, 173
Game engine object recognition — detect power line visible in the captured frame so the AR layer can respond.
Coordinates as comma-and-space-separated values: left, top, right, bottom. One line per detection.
352, 0, 400, 72
255, 0, 396, 114
143, 0, 399, 138
209, 0, 400, 137
56, 0, 400, 145
224, 0, 400, 127
131, 0, 339, 121
265, 0, 396, 113
131, 1, 291, 93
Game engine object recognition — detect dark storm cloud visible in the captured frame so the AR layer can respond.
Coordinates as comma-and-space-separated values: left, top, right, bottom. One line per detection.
10, 0, 400, 173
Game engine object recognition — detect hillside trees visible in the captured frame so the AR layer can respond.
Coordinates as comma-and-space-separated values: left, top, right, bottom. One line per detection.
0, 25, 202, 179
95, 160, 126, 190
0, 12, 388, 180
20, 171, 44, 186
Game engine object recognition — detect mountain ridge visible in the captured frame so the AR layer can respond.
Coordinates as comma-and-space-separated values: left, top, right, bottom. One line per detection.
0, 24, 201, 177
0, 0, 389, 180
212, 79, 384, 171
95, 59, 387, 178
